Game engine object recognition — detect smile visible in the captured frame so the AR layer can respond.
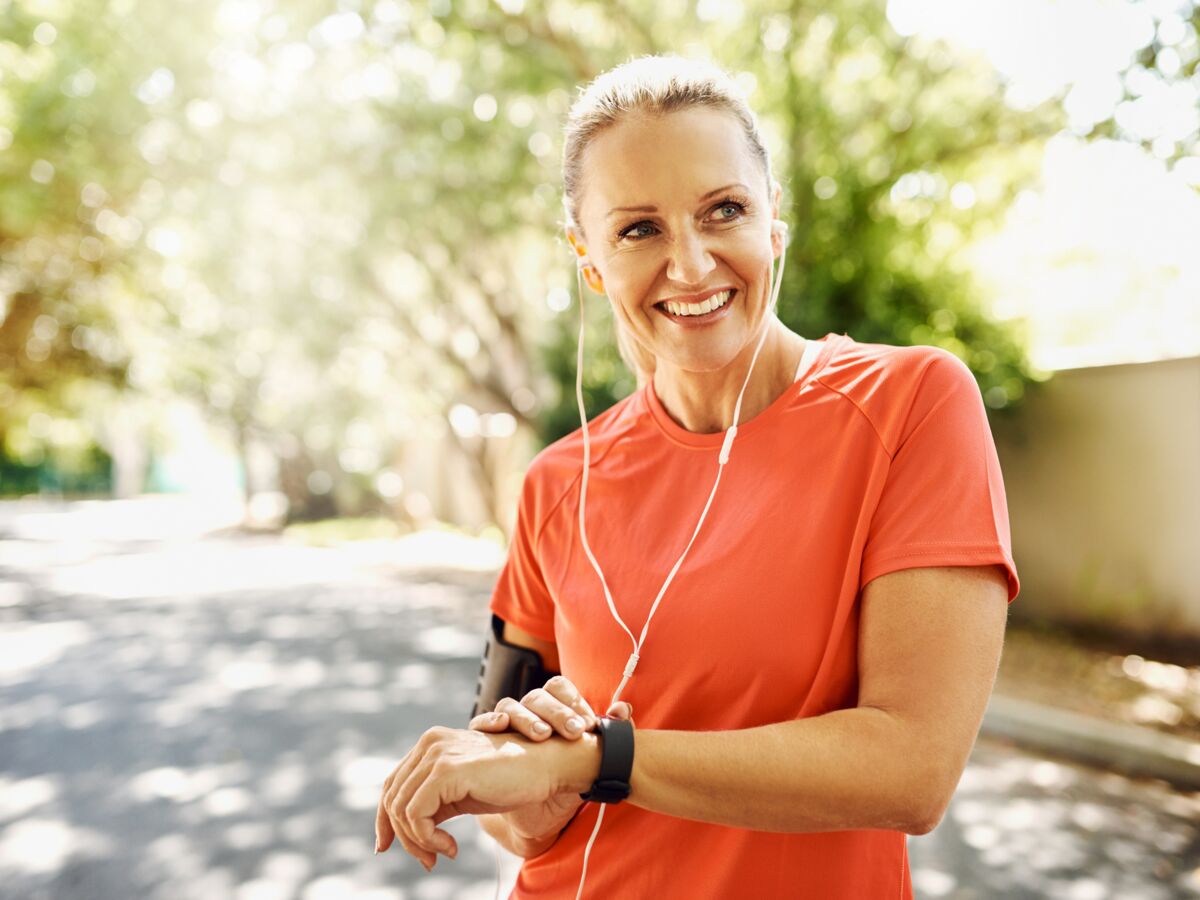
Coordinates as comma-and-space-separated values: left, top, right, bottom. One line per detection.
654, 289, 736, 320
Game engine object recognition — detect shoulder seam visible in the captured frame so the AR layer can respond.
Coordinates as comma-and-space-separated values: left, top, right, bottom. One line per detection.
810, 377, 890, 456
529, 404, 640, 554
813, 347, 947, 459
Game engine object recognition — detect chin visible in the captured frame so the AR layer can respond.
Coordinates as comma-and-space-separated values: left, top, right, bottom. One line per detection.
661, 345, 743, 375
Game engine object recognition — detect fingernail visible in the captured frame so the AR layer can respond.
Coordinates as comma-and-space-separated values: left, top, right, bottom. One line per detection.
533, 721, 550, 734
567, 716, 584, 732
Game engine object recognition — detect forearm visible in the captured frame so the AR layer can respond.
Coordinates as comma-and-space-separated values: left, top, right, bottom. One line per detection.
562, 707, 939, 835
477, 813, 560, 860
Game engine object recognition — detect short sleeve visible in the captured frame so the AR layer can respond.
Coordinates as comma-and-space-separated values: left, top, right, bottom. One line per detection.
860, 349, 1020, 602
488, 462, 559, 642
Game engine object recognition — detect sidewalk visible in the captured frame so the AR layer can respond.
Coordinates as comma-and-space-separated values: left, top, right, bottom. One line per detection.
333, 523, 1200, 793
14, 496, 1192, 792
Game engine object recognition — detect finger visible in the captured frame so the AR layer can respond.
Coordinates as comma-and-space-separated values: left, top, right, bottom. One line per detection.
519, 688, 588, 739
382, 747, 438, 867
376, 765, 406, 853
391, 817, 438, 871
378, 776, 436, 870
539, 675, 600, 733
392, 755, 453, 860
376, 787, 394, 852
407, 772, 459, 860
388, 785, 439, 869
495, 696, 556, 741
605, 701, 634, 721
468, 710, 510, 732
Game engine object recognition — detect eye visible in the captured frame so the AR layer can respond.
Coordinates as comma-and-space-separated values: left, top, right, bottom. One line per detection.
615, 196, 751, 242
711, 198, 748, 221
617, 221, 658, 241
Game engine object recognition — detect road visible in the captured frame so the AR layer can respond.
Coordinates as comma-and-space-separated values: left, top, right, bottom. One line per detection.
0, 497, 1196, 899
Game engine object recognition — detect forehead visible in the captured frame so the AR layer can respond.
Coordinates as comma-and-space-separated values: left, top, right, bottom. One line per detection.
578, 107, 762, 222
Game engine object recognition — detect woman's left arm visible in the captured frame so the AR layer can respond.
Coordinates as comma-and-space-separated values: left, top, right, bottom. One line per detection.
381, 564, 1009, 859
562, 564, 1010, 835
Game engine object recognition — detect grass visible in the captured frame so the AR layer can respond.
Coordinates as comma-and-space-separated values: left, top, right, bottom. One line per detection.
997, 619, 1200, 744
282, 516, 410, 546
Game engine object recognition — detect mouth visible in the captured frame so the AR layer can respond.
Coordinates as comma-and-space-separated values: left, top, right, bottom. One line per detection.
653, 288, 737, 324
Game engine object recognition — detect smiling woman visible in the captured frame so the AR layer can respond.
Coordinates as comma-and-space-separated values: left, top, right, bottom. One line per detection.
568, 101, 802, 435
374, 55, 1020, 900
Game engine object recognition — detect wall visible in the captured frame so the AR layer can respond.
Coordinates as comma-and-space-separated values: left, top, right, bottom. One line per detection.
991, 354, 1200, 644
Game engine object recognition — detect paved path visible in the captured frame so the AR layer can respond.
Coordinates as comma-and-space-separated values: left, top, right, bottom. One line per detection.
0, 498, 1196, 899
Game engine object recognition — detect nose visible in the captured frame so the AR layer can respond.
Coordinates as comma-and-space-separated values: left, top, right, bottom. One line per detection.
665, 225, 717, 286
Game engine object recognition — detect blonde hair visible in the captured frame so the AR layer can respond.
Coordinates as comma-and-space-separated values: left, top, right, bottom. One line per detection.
561, 55, 775, 388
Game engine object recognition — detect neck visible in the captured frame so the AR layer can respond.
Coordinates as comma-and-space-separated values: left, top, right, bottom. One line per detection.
651, 318, 808, 434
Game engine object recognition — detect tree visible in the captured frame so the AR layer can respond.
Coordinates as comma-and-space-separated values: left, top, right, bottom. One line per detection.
8, 0, 1194, 531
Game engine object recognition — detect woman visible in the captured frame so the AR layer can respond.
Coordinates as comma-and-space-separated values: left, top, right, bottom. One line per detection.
375, 55, 1019, 899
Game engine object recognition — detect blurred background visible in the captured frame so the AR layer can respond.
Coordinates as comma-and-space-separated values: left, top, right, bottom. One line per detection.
1, 0, 1198, 898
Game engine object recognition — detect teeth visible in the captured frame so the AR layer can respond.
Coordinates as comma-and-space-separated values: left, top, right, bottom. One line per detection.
664, 290, 732, 317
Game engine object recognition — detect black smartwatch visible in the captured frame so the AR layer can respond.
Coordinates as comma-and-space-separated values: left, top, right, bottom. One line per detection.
580, 716, 634, 803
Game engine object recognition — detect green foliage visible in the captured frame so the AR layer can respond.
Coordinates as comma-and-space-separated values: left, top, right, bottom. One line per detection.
0, 0, 158, 477
3, 0, 1195, 520
521, 2, 1064, 442
762, 4, 1060, 416
537, 292, 638, 443
0, 441, 112, 497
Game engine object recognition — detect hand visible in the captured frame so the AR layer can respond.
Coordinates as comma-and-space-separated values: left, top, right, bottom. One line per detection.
470, 674, 633, 742
374, 726, 580, 871
467, 677, 633, 850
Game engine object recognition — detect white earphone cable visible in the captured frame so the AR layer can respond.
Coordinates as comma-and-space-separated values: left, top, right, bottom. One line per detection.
569, 228, 788, 899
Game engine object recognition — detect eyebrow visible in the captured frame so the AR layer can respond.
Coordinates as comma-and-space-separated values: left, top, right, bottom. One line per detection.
605, 183, 750, 219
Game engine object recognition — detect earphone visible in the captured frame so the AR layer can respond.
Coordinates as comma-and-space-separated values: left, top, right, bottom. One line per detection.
485, 218, 792, 900
559, 218, 791, 898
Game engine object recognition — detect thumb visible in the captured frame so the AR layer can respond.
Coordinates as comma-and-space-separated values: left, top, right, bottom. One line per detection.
605, 701, 633, 721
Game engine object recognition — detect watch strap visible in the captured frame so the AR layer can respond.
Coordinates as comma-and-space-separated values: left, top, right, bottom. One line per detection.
580, 716, 634, 803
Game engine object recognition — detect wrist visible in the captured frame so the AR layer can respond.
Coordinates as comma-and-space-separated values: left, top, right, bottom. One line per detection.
577, 717, 635, 803
554, 730, 603, 794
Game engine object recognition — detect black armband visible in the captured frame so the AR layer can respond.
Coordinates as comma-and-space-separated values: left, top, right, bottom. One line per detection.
470, 614, 560, 722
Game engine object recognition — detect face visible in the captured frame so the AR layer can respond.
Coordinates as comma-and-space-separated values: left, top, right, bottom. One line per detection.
569, 107, 782, 376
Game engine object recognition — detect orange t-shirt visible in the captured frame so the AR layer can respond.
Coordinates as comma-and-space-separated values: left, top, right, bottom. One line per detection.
489, 332, 1020, 899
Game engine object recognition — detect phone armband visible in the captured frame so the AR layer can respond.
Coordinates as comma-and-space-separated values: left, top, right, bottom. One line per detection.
470, 614, 559, 721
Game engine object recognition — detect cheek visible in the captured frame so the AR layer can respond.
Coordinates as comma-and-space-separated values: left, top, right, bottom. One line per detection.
746, 238, 781, 280
606, 269, 656, 311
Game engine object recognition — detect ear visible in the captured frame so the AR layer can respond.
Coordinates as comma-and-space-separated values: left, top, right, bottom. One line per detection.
565, 225, 606, 295
769, 180, 785, 259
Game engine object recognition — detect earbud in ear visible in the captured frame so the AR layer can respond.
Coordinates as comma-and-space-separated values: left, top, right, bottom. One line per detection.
573, 248, 605, 294
772, 220, 791, 249
571, 240, 593, 269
